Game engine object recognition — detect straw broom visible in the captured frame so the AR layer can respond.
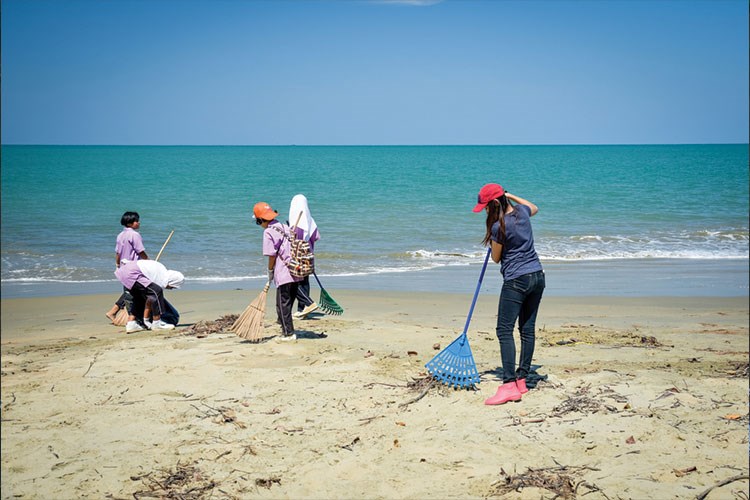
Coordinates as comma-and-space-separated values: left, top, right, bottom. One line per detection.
112, 230, 174, 326
231, 281, 271, 342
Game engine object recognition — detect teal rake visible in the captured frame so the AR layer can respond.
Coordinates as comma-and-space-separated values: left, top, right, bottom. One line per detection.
426, 248, 491, 389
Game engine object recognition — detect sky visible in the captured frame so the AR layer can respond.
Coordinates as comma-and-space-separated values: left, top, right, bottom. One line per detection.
1, 0, 748, 145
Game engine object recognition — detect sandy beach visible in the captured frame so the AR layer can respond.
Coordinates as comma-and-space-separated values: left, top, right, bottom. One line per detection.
1, 289, 748, 499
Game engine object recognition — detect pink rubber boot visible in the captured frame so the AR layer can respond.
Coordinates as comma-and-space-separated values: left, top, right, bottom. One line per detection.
516, 378, 529, 394
484, 381, 522, 405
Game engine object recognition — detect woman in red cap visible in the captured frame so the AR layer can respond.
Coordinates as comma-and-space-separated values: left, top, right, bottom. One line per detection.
473, 184, 545, 405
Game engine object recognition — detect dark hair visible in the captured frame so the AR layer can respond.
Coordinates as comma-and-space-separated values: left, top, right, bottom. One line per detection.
481, 196, 513, 247
121, 211, 140, 227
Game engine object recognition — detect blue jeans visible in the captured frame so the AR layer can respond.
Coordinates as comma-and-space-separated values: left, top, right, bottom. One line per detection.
496, 270, 545, 383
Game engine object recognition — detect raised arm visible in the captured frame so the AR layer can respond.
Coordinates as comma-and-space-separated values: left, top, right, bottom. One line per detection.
506, 192, 538, 216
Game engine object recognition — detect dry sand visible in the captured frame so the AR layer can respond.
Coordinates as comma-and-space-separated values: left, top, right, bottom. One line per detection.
1, 289, 748, 499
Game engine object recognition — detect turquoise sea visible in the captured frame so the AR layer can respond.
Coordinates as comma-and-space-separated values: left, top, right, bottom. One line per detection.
1, 145, 748, 298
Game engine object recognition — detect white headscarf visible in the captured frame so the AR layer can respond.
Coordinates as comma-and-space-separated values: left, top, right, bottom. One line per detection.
136, 260, 184, 289
289, 194, 318, 242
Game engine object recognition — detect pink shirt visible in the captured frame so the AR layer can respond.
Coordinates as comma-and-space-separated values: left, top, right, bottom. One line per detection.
263, 220, 302, 286
116, 227, 145, 262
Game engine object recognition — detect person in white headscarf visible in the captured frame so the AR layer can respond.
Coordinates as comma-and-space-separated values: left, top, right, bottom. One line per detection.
289, 194, 320, 318
115, 259, 185, 333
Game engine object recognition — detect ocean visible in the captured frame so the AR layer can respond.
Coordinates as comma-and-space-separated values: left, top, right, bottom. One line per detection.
1, 145, 748, 299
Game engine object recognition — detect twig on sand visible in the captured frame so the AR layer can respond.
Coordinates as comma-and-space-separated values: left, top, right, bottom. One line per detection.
399, 377, 436, 407
696, 474, 750, 500
83, 354, 99, 377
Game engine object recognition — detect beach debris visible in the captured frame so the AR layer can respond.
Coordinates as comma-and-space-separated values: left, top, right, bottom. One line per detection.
640, 335, 662, 346
432, 343, 440, 350
728, 361, 749, 378
407, 350, 418, 356
191, 402, 246, 429
551, 385, 627, 417
673, 466, 697, 477
625, 435, 636, 444
180, 314, 238, 336
556, 339, 578, 345
393, 439, 400, 448
340, 436, 360, 451
82, 353, 99, 377
275, 425, 303, 434
505, 416, 546, 427
395, 421, 406, 426
364, 350, 374, 358
696, 474, 750, 500
255, 476, 281, 489
399, 375, 438, 408
132, 462, 216, 499
488, 464, 602, 499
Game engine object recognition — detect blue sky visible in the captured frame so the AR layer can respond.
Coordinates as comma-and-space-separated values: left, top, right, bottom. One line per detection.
2, 0, 748, 145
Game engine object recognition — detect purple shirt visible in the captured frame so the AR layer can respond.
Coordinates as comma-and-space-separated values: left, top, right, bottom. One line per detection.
116, 227, 145, 262
114, 260, 150, 290
263, 220, 302, 286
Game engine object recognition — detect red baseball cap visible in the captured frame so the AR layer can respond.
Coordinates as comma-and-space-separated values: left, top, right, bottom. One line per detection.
472, 183, 505, 212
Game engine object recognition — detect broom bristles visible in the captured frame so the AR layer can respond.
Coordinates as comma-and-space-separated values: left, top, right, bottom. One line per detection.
231, 284, 270, 342
112, 308, 129, 327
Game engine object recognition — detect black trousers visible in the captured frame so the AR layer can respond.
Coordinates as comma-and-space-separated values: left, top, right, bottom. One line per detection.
130, 282, 167, 324
295, 276, 314, 311
276, 281, 300, 335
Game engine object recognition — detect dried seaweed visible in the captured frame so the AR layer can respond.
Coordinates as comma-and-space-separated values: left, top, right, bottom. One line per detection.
489, 465, 603, 499
551, 385, 626, 417
179, 315, 238, 336
132, 463, 216, 499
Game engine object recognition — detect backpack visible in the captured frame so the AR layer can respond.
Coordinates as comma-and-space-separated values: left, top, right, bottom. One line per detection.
273, 223, 315, 279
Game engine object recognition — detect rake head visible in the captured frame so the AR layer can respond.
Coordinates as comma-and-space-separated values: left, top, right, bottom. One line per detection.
318, 288, 343, 315
425, 332, 480, 389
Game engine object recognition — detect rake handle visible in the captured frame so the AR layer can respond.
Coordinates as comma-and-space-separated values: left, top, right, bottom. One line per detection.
462, 247, 492, 336
312, 271, 323, 289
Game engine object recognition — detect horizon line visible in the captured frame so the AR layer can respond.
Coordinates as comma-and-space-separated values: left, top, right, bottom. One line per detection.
2, 142, 748, 147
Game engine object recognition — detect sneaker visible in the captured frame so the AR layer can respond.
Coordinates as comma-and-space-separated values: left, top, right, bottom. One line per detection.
125, 321, 145, 334
143, 320, 153, 330
484, 381, 522, 405
293, 311, 304, 319
151, 320, 175, 330
277, 333, 297, 342
298, 303, 319, 319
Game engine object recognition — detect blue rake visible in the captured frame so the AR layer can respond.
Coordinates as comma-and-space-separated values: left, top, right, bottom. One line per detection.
426, 247, 491, 389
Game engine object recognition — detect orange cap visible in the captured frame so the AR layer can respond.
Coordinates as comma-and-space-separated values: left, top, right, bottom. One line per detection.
253, 202, 278, 221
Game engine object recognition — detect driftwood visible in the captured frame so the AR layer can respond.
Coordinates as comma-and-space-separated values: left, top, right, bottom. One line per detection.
696, 474, 750, 500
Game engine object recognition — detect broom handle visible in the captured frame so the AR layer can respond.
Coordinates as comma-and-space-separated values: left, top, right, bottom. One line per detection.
155, 230, 174, 262
461, 247, 492, 335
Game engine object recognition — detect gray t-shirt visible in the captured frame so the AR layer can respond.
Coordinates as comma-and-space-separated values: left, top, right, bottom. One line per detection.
491, 204, 543, 281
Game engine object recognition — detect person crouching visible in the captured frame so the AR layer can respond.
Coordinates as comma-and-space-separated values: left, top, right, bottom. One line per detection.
115, 260, 184, 333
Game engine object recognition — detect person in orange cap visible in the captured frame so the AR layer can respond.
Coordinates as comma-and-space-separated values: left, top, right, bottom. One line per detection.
253, 201, 303, 340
